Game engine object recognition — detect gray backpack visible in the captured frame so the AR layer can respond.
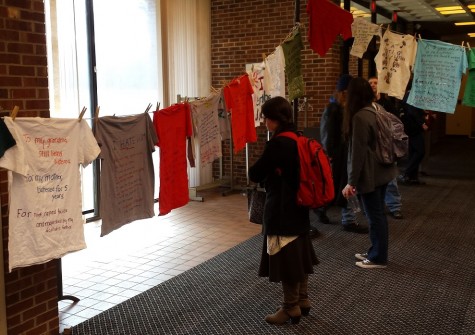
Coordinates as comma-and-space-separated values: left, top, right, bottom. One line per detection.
367, 102, 408, 165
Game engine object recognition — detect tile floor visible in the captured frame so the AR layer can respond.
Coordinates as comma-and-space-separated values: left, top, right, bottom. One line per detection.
58, 189, 261, 332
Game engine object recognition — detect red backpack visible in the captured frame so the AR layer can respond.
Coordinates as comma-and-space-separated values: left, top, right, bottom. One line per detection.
278, 131, 335, 208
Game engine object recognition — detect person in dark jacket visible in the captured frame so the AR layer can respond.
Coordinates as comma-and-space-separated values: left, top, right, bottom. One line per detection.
399, 89, 428, 185
342, 77, 398, 269
318, 74, 368, 233
368, 76, 404, 219
249, 96, 318, 325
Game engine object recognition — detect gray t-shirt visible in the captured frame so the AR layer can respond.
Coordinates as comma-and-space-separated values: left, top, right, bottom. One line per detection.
96, 113, 158, 236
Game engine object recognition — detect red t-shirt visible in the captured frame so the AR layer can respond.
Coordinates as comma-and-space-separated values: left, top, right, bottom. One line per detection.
223, 74, 257, 153
307, 0, 353, 57
153, 103, 192, 215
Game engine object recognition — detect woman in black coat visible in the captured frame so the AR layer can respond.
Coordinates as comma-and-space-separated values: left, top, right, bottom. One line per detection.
249, 96, 318, 325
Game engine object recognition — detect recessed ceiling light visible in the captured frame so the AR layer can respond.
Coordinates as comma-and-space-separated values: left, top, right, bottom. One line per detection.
455, 22, 475, 26
439, 10, 467, 15
435, 6, 463, 11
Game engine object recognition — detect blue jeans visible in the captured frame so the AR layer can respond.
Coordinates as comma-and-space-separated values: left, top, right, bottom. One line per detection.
341, 206, 356, 225
360, 185, 389, 264
384, 178, 401, 213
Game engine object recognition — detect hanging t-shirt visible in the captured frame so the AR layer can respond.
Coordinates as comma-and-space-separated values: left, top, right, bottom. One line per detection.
247, 62, 268, 126
217, 93, 231, 141
223, 74, 257, 153
375, 30, 417, 100
189, 93, 222, 167
306, 0, 353, 57
0, 117, 100, 272
153, 103, 192, 216
407, 39, 467, 113
281, 28, 305, 100
0, 118, 16, 157
264, 46, 286, 98
95, 113, 158, 236
462, 48, 475, 107
350, 17, 382, 58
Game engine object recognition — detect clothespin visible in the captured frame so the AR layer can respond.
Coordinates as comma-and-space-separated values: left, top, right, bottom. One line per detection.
262, 53, 267, 63
156, 102, 160, 110
10, 106, 19, 120
94, 106, 100, 123
144, 103, 152, 113
468, 42, 471, 50
78, 106, 87, 122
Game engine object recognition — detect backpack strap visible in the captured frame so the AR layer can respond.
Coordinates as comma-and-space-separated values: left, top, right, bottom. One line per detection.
277, 131, 299, 141
362, 103, 378, 114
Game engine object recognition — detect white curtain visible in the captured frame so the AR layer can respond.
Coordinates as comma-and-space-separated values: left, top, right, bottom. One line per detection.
45, 0, 84, 117
161, 0, 212, 187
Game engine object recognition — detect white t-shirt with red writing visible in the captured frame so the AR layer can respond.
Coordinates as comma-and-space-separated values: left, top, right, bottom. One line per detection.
0, 117, 100, 272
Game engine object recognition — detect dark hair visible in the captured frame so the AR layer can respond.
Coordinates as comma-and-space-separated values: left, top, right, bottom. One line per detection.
336, 74, 353, 92
342, 77, 374, 140
261, 96, 293, 135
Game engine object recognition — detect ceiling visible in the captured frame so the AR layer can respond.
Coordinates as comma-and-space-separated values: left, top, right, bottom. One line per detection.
350, 0, 475, 42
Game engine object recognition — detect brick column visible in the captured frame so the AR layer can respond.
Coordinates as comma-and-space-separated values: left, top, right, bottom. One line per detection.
0, 1, 59, 334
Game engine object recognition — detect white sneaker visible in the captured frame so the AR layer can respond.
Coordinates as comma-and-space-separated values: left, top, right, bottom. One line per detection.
355, 259, 387, 269
354, 253, 368, 261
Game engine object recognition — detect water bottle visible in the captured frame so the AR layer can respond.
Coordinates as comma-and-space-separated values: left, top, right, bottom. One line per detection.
347, 195, 361, 214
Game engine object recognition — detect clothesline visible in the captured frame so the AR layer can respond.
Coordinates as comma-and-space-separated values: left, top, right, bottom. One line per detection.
350, 12, 469, 51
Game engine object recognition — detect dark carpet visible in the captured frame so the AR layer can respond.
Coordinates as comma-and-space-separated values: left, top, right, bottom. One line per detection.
71, 136, 475, 335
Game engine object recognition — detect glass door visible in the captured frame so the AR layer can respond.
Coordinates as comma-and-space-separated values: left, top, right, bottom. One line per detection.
46, 0, 163, 219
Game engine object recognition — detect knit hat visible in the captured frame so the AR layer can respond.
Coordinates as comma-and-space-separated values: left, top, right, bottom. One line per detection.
261, 96, 293, 123
336, 74, 353, 92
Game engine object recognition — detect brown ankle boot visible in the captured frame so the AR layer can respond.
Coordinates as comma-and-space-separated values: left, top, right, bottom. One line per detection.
265, 281, 301, 324
264, 305, 301, 324
298, 275, 311, 316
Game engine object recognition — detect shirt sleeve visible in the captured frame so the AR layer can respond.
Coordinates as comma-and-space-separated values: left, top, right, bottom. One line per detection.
79, 120, 101, 167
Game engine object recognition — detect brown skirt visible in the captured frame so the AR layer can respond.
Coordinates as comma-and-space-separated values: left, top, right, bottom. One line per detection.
258, 234, 318, 283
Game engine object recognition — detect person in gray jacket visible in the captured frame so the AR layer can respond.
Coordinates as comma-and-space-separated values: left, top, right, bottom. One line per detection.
341, 77, 398, 269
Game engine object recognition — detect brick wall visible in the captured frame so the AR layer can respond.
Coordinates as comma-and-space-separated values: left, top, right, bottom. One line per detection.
0, 1, 59, 335
210, 0, 346, 188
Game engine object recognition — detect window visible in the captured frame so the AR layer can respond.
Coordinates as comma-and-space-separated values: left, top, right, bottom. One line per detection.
46, 0, 211, 217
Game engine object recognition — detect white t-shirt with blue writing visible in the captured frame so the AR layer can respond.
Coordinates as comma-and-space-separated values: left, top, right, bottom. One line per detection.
0, 117, 100, 272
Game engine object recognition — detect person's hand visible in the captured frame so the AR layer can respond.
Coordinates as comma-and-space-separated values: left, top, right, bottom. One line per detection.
342, 184, 356, 199
422, 123, 429, 131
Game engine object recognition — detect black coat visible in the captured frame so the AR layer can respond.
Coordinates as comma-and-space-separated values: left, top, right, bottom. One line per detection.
248, 128, 310, 236
403, 104, 426, 136
401, 90, 426, 136
320, 102, 348, 207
